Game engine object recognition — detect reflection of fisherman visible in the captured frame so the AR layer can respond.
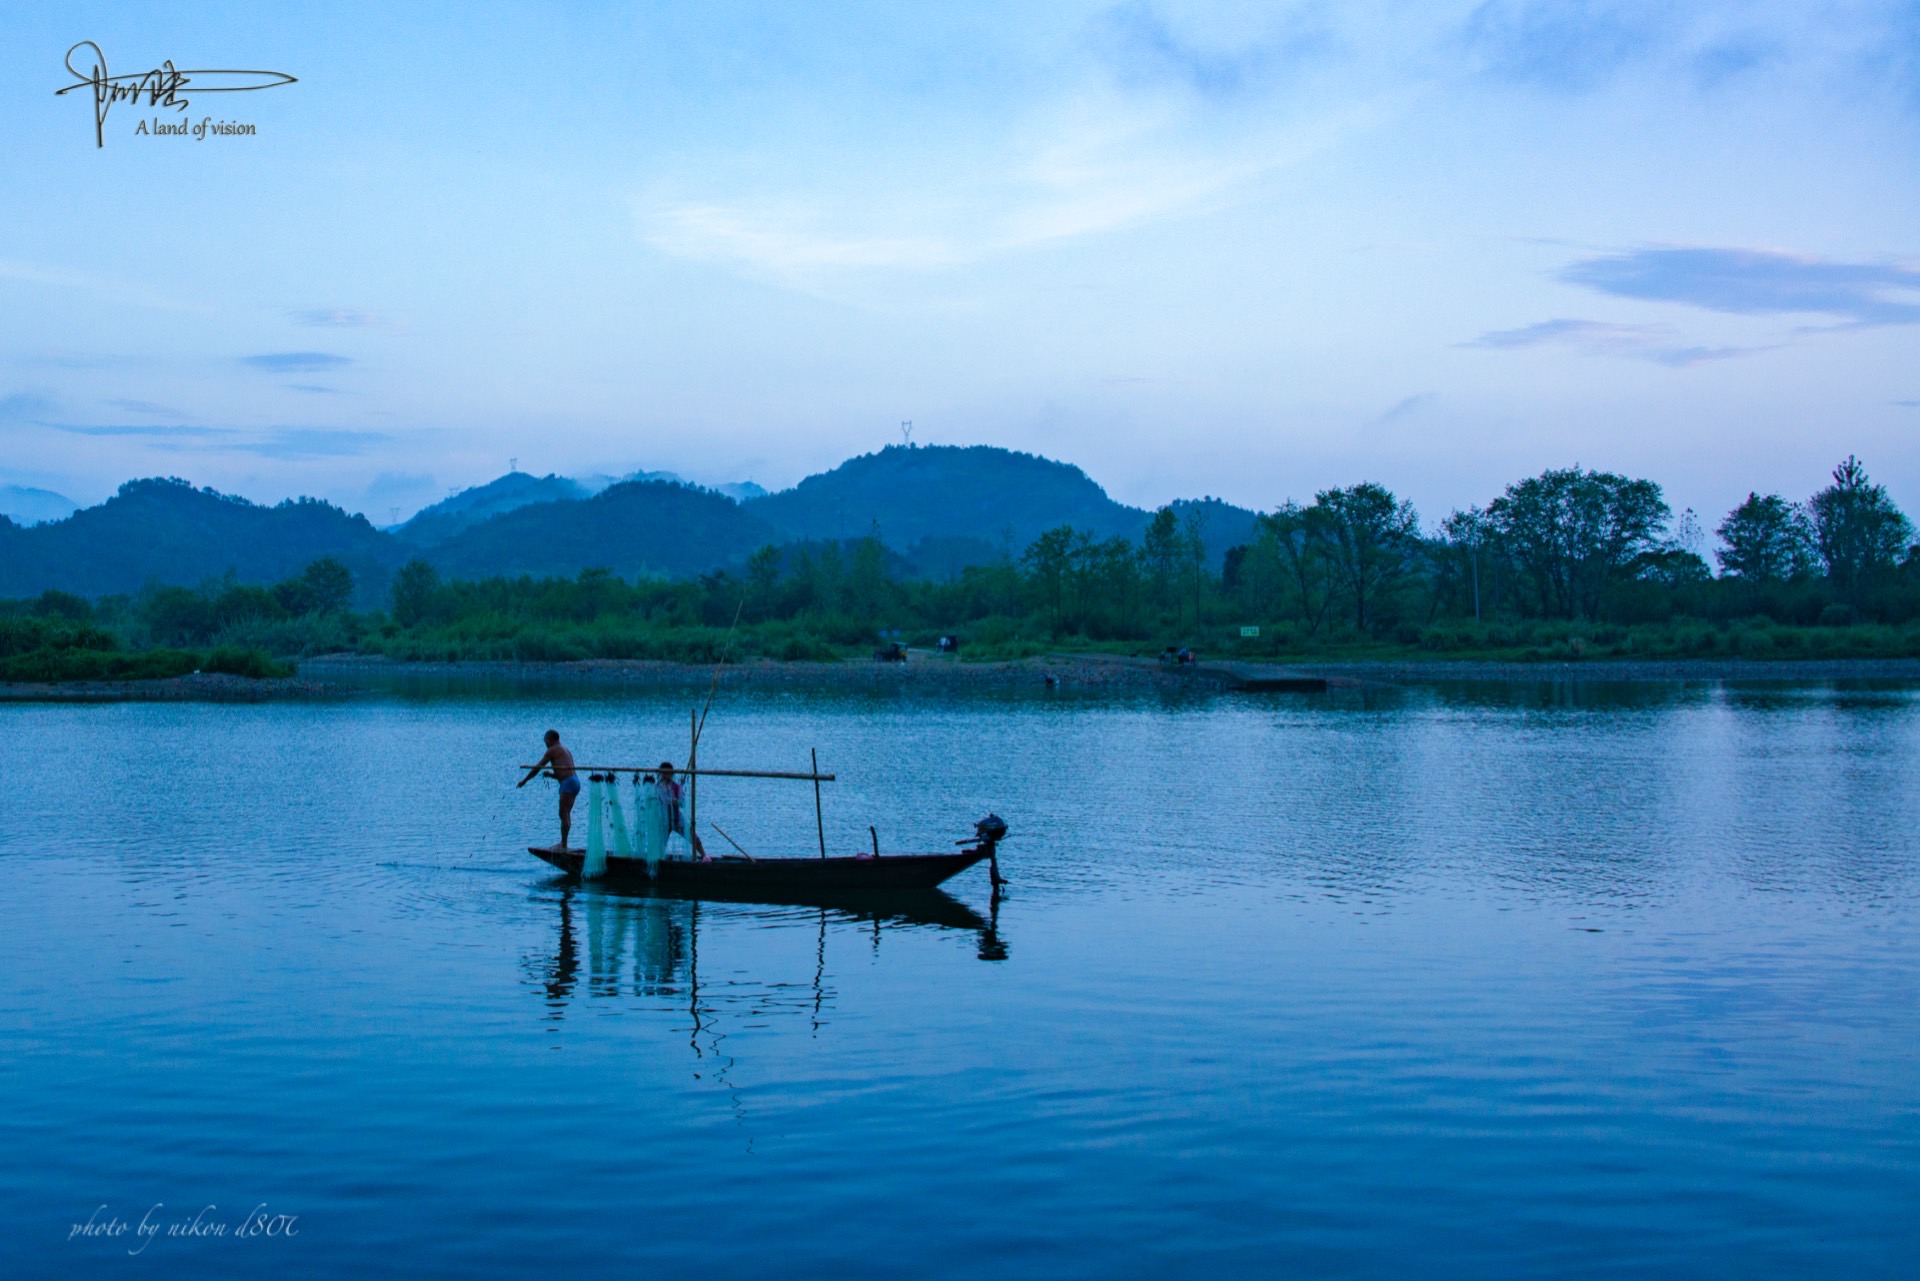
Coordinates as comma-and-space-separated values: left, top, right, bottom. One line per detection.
655, 761, 707, 860
518, 730, 580, 850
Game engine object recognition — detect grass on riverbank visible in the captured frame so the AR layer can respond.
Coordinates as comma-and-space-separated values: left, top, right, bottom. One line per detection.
955, 617, 1920, 665
0, 616, 292, 683
357, 615, 1920, 667
10, 600, 1920, 682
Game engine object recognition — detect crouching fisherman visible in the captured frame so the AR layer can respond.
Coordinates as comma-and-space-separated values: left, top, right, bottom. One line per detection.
518, 729, 581, 850
655, 762, 707, 860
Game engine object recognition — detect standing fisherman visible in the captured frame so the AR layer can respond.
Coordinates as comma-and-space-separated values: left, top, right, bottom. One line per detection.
519, 730, 581, 850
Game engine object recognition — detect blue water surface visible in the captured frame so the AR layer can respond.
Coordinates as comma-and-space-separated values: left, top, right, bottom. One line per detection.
1, 679, 1916, 1278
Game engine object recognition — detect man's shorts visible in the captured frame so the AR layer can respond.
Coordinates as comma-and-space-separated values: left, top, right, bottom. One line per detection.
558, 775, 582, 797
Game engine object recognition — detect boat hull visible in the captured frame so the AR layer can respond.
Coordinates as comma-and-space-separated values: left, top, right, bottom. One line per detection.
528, 845, 991, 894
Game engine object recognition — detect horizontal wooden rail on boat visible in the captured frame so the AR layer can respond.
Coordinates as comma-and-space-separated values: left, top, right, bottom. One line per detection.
517, 765, 836, 782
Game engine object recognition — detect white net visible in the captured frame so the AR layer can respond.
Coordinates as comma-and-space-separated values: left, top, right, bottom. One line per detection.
582, 776, 608, 879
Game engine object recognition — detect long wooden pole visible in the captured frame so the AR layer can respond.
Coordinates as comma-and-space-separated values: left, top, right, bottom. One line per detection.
812, 747, 826, 858
688, 708, 698, 846
518, 765, 836, 782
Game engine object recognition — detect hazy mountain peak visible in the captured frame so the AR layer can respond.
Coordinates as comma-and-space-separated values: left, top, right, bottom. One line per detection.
746, 443, 1139, 550
576, 470, 767, 504
396, 471, 588, 545
0, 484, 80, 526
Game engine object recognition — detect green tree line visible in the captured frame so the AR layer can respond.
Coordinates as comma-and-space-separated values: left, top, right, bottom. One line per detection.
9, 455, 1920, 673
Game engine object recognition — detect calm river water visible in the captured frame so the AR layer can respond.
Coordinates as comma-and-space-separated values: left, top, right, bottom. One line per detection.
2, 680, 1916, 1278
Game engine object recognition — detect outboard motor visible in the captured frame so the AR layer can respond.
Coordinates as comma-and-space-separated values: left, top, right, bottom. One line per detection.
972, 814, 1009, 889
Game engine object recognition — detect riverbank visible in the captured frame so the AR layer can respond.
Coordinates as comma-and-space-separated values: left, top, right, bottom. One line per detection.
295, 652, 1189, 691
1289, 656, 1920, 684
7, 652, 1920, 702
0, 671, 338, 703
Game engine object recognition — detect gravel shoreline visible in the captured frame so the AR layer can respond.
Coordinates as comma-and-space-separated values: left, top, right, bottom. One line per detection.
1289, 657, 1920, 684
297, 653, 1176, 691
7, 653, 1920, 703
0, 672, 338, 703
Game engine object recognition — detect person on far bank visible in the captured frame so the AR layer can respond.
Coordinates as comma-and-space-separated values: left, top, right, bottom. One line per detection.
519, 730, 580, 850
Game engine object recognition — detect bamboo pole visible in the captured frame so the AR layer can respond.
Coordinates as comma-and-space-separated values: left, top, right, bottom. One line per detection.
688, 709, 698, 846
812, 748, 826, 858
518, 765, 837, 782
708, 821, 754, 860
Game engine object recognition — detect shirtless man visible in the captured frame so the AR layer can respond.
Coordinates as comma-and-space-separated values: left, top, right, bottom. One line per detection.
518, 730, 580, 849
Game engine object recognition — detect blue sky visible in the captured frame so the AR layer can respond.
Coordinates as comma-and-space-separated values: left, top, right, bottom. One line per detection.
2, 1, 1916, 528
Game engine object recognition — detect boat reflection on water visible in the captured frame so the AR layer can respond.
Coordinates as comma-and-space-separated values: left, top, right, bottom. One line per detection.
526, 881, 1008, 1027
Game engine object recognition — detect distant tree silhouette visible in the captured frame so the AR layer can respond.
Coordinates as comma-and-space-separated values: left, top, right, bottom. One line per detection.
1487, 468, 1669, 618
1808, 456, 1912, 601
390, 559, 441, 627
1715, 493, 1815, 581
1307, 483, 1420, 632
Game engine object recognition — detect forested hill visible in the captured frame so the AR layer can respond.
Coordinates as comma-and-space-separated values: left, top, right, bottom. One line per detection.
3, 447, 1264, 599
394, 472, 588, 546
745, 445, 1148, 549
427, 479, 778, 580
0, 478, 401, 601
743, 446, 1259, 569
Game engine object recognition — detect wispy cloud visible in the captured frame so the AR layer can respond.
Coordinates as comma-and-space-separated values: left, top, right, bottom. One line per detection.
1091, 1, 1338, 100
1462, 0, 1674, 91
288, 384, 339, 395
42, 422, 386, 458
1376, 392, 1438, 423
240, 352, 354, 374
1689, 34, 1778, 88
18, 354, 132, 371
237, 429, 388, 459
644, 204, 963, 275
1464, 318, 1758, 366
636, 5, 1397, 294
1562, 247, 1920, 326
0, 258, 196, 311
292, 308, 379, 328
638, 96, 1384, 290
1456, 2, 1920, 101
367, 471, 435, 500
106, 398, 185, 418
50, 423, 234, 439
0, 393, 58, 423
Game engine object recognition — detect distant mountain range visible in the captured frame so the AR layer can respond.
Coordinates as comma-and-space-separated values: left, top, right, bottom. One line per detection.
430, 480, 776, 581
0, 479, 396, 602
392, 472, 592, 546
0, 484, 79, 527
391, 469, 769, 544
0, 446, 1264, 601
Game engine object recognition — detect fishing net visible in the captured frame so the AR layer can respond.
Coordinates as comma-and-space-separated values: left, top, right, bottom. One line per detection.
606, 775, 634, 859
583, 776, 608, 879
638, 775, 667, 875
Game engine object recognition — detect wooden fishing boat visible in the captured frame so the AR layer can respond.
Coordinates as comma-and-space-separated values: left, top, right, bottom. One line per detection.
522, 745, 1008, 899
527, 843, 994, 893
